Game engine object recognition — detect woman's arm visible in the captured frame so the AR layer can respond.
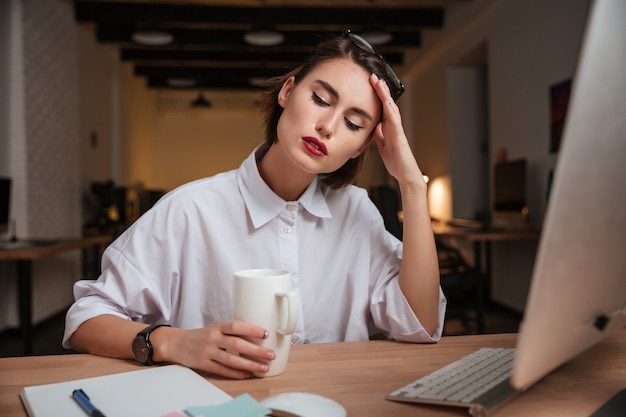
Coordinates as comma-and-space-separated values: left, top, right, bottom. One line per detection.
69, 314, 276, 379
369, 74, 441, 335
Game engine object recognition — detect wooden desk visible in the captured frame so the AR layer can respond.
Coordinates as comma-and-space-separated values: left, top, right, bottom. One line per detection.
432, 225, 541, 243
0, 236, 111, 355
1, 330, 624, 417
433, 225, 541, 333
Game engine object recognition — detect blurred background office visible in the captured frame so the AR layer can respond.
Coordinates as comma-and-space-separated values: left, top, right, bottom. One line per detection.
0, 0, 590, 350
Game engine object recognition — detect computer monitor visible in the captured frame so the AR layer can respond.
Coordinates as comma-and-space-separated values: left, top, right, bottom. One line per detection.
510, 0, 626, 390
0, 177, 10, 235
492, 158, 528, 227
493, 159, 526, 213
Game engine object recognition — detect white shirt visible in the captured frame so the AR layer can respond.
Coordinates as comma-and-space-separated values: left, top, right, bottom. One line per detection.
63, 146, 446, 348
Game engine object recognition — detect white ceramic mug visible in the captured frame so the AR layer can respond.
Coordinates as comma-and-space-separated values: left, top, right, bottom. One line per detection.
233, 268, 299, 377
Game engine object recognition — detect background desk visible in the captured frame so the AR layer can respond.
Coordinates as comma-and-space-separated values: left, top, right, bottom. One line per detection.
0, 236, 111, 355
433, 225, 541, 333
1, 330, 624, 417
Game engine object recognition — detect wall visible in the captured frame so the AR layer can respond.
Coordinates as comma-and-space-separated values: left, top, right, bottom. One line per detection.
405, 0, 591, 311
0, 0, 14, 332
77, 25, 117, 191
0, 0, 83, 331
117, 84, 382, 195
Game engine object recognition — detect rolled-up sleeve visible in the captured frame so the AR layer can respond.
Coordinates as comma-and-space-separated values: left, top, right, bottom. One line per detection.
367, 209, 447, 343
373, 277, 447, 343
62, 227, 175, 348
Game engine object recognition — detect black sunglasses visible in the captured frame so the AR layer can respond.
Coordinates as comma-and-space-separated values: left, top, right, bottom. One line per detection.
343, 29, 405, 101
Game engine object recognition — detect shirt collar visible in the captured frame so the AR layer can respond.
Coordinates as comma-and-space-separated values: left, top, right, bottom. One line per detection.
237, 144, 332, 229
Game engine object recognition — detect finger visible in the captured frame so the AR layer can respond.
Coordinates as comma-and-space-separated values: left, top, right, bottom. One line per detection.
369, 73, 392, 102
201, 359, 254, 380
369, 74, 402, 132
222, 333, 276, 361
221, 320, 269, 340
190, 333, 274, 379
213, 343, 272, 376
216, 324, 276, 367
372, 122, 385, 148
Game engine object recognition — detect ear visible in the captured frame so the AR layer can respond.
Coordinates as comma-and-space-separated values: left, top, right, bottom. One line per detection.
277, 76, 296, 108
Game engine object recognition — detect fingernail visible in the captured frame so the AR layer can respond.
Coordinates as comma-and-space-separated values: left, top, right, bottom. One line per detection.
374, 73, 380, 80
263, 330, 269, 339
267, 351, 276, 360
261, 364, 269, 372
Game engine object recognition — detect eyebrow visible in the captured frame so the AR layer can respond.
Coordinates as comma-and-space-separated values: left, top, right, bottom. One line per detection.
314, 79, 373, 121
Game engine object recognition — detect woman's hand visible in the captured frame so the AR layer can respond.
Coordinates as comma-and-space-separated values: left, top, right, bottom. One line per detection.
153, 321, 276, 379
369, 74, 423, 188
70, 315, 275, 380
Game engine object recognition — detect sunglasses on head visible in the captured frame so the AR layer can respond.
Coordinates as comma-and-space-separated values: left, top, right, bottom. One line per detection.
343, 29, 405, 101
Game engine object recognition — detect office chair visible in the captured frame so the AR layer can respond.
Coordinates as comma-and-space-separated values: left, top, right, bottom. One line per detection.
369, 185, 403, 240
436, 236, 480, 335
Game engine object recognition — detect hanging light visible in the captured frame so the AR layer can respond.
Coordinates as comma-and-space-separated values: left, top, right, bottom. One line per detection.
132, 24, 174, 46
248, 76, 272, 88
167, 77, 197, 88
191, 92, 212, 108
244, 28, 284, 46
132, 4, 174, 46
361, 0, 392, 46
243, 3, 284, 46
361, 28, 393, 46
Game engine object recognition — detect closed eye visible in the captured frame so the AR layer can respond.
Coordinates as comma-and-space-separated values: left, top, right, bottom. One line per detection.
312, 92, 329, 107
345, 118, 363, 131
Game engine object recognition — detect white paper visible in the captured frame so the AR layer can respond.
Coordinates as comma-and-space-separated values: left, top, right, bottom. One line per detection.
20, 364, 232, 417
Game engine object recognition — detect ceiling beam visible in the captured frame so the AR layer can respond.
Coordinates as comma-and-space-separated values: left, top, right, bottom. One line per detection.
73, 0, 444, 90
74, 1, 444, 28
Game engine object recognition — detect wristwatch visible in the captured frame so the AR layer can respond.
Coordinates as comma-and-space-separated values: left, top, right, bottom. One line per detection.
132, 323, 171, 365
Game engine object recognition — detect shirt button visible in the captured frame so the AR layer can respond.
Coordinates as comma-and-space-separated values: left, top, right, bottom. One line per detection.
287, 204, 297, 211
283, 225, 291, 233
291, 335, 299, 344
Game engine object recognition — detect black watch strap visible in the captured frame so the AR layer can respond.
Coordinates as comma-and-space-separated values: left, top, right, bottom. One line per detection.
132, 323, 171, 365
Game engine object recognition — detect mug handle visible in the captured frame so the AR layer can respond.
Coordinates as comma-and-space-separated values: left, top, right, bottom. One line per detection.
275, 291, 299, 335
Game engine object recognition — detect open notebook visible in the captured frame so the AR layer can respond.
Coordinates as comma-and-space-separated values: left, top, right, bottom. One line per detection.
388, 0, 626, 415
20, 365, 234, 417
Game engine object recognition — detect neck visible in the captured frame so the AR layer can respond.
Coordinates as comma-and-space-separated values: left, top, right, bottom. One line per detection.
258, 144, 315, 201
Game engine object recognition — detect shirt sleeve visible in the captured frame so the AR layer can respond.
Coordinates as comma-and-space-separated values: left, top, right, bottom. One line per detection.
62, 206, 181, 349
366, 201, 447, 343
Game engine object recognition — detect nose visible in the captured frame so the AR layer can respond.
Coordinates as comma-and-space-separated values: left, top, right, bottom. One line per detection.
315, 113, 339, 139
316, 125, 330, 139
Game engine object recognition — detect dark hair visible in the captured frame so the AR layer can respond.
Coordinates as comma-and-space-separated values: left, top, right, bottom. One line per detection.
258, 33, 402, 189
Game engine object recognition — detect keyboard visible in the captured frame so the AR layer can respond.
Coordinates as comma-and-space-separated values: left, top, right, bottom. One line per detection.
387, 348, 519, 417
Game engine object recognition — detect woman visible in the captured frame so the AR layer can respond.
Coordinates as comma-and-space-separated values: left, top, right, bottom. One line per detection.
64, 31, 446, 379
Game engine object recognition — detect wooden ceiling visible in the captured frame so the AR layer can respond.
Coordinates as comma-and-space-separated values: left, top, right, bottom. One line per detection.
72, 0, 462, 91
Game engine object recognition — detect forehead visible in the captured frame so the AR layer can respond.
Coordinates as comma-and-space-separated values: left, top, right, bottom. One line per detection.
304, 58, 370, 90
301, 58, 381, 114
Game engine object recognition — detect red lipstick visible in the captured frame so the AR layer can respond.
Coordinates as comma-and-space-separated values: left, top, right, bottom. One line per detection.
302, 137, 328, 156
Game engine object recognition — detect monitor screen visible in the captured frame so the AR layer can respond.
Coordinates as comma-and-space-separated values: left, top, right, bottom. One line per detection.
0, 177, 10, 234
511, 0, 626, 390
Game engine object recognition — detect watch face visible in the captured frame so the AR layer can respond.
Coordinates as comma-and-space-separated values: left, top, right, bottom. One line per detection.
132, 336, 150, 363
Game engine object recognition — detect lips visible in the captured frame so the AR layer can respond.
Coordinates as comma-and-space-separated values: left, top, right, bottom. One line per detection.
302, 137, 328, 156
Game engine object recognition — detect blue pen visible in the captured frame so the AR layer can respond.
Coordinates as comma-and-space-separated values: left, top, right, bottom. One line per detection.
72, 389, 106, 417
